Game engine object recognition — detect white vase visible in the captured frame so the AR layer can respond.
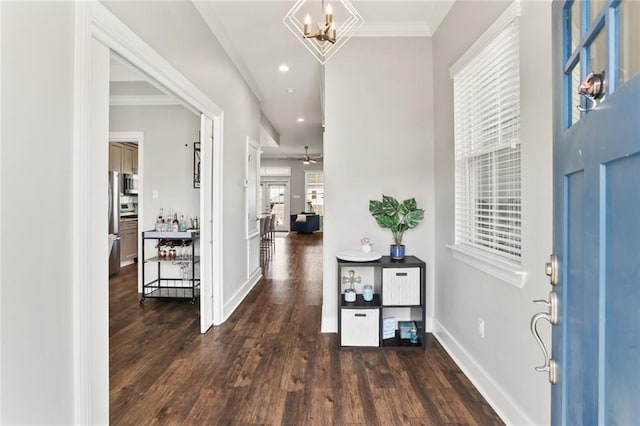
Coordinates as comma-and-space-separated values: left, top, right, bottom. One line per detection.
361, 244, 371, 253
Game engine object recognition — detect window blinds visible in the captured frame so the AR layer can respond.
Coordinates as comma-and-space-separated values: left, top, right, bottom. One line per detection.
453, 18, 521, 267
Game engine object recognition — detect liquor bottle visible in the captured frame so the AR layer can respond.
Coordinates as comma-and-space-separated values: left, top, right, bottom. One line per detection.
155, 208, 165, 231
172, 212, 179, 232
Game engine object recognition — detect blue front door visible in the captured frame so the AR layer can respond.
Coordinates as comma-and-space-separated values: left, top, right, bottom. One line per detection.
553, 1, 640, 424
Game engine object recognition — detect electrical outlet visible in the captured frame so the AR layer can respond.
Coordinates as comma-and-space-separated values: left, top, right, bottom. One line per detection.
478, 317, 485, 339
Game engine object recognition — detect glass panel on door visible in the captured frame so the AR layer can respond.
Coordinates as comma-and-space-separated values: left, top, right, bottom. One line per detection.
619, 0, 640, 85
268, 183, 287, 231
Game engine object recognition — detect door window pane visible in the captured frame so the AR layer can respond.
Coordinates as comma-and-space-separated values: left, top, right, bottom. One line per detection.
269, 184, 285, 228
590, 29, 606, 75
590, 0, 607, 22
620, 0, 640, 85
571, 1, 582, 51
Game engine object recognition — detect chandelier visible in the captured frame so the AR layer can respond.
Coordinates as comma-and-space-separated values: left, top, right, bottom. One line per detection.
283, 0, 364, 65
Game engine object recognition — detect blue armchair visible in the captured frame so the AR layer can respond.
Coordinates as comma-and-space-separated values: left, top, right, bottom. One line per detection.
290, 213, 320, 234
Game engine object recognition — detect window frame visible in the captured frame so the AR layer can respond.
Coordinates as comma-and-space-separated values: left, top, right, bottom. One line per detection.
447, 1, 526, 288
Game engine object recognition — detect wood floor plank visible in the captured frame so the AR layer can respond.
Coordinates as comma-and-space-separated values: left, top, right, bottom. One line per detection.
110, 232, 504, 425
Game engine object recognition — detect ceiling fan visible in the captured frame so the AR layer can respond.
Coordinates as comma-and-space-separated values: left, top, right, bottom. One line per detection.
297, 146, 323, 165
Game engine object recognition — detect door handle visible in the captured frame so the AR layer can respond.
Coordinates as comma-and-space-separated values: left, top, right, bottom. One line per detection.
577, 70, 606, 112
530, 291, 558, 384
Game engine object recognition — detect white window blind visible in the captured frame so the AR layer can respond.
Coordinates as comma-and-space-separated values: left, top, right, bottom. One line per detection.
453, 16, 521, 267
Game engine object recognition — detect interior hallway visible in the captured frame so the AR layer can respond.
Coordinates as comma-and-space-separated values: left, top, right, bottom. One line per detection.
109, 232, 503, 424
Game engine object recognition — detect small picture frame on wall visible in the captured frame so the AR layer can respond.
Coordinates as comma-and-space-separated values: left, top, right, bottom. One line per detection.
194, 141, 201, 189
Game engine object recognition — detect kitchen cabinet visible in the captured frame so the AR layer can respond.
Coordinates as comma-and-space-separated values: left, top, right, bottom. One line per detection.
337, 255, 426, 349
109, 142, 138, 174
122, 144, 137, 174
109, 144, 122, 172
120, 219, 138, 262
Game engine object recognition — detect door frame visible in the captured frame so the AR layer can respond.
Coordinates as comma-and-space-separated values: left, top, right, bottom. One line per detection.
73, 2, 224, 423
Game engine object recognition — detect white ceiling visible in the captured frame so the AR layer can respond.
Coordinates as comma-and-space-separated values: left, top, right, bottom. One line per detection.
193, 0, 454, 159
110, 1, 455, 160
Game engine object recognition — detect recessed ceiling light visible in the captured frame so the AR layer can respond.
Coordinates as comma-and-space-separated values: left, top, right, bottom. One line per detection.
287, 88, 296, 94
297, 118, 305, 122
278, 64, 290, 72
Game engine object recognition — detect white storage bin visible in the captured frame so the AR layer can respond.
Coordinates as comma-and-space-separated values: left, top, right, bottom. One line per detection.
382, 267, 420, 306
341, 308, 379, 347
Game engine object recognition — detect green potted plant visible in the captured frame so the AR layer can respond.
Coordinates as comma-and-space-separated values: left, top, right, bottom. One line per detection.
369, 195, 425, 260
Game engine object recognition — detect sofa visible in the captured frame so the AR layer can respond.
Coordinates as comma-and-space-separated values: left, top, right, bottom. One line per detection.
290, 213, 320, 234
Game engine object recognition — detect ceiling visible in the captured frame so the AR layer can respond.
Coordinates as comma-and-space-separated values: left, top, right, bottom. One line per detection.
193, 1, 455, 159
110, 1, 456, 160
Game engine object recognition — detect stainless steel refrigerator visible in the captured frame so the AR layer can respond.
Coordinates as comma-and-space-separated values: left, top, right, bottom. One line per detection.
108, 171, 121, 275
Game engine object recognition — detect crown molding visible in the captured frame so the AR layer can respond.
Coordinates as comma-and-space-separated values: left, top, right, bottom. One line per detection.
355, 23, 433, 38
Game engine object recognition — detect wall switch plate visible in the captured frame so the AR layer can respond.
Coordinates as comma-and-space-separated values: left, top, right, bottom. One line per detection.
152, 190, 159, 199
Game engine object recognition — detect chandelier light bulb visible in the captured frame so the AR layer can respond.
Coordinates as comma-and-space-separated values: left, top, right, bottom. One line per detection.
325, 4, 333, 25
304, 13, 312, 35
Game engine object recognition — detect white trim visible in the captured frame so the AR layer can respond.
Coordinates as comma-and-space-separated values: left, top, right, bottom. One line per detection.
355, 23, 432, 37
245, 136, 260, 239
109, 132, 144, 294
72, 3, 91, 423
447, 245, 527, 288
449, 0, 521, 78
0, 1, 4, 420
109, 94, 183, 107
199, 114, 214, 333
212, 114, 224, 326
223, 269, 262, 323
74, 2, 226, 422
433, 320, 535, 426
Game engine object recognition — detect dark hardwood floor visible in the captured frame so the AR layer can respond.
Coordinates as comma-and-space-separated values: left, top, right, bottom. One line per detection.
110, 232, 504, 425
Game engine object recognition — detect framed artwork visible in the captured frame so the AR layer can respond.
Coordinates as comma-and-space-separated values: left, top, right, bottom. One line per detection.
193, 141, 201, 189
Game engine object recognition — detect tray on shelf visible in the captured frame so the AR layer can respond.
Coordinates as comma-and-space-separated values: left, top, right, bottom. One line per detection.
143, 230, 199, 239
336, 250, 382, 262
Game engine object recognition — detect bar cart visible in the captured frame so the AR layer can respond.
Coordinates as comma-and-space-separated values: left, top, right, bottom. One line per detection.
140, 229, 200, 305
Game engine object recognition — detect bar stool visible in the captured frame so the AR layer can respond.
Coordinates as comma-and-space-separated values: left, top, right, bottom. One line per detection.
260, 215, 271, 267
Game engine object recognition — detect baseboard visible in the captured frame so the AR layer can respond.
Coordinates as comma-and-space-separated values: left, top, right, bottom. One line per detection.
222, 268, 262, 322
433, 320, 534, 426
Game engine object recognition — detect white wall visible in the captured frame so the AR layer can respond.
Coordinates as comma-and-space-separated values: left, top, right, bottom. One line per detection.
102, 1, 262, 320
323, 37, 435, 332
261, 158, 323, 215
432, 1, 553, 424
109, 105, 200, 231
1, 1, 261, 422
1, 2, 76, 423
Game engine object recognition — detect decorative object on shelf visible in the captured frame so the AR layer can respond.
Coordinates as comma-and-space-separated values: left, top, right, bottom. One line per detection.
193, 138, 201, 189
382, 317, 396, 339
410, 324, 418, 344
398, 321, 417, 339
363, 284, 374, 302
342, 269, 361, 302
282, 0, 364, 65
361, 237, 371, 253
369, 195, 425, 260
